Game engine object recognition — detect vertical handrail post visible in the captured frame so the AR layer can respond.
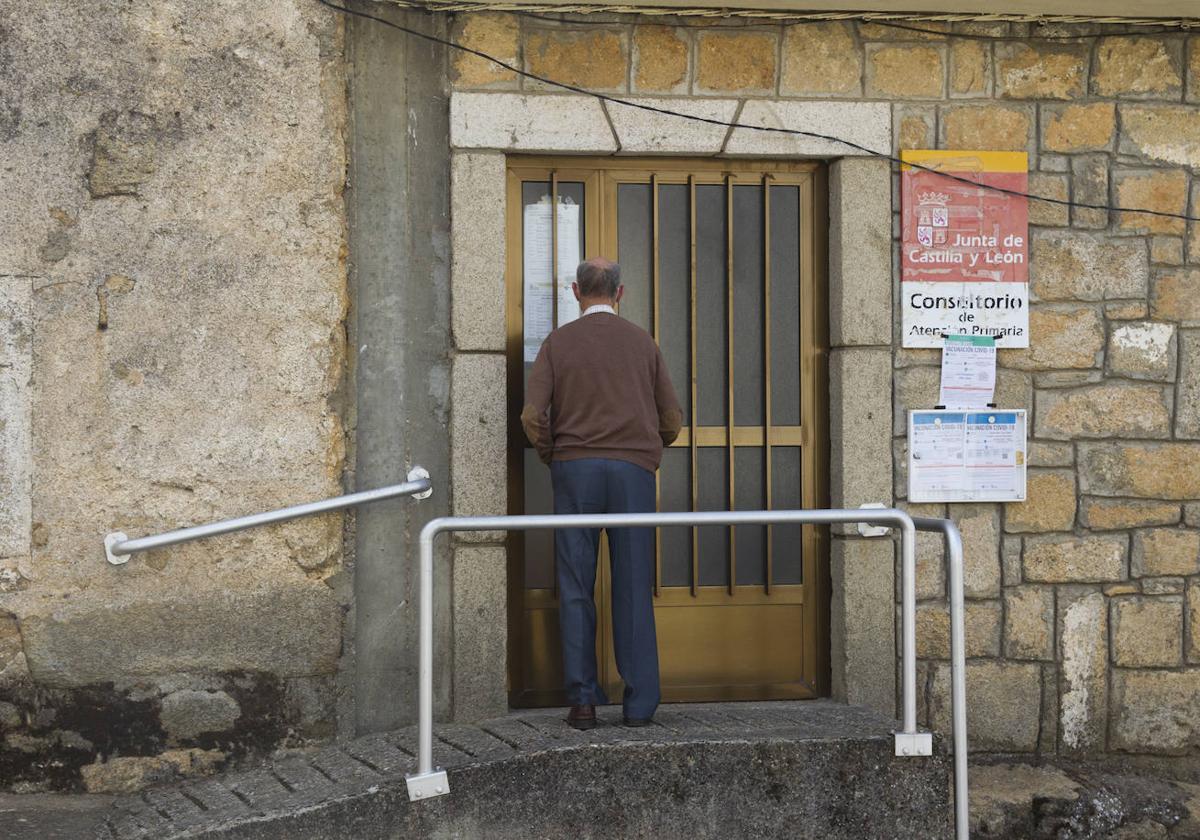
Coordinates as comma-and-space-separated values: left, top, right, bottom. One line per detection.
887, 517, 934, 774
892, 517, 927, 754
900, 518, 918, 734
912, 516, 969, 840
406, 521, 449, 801
946, 521, 969, 840
419, 523, 435, 775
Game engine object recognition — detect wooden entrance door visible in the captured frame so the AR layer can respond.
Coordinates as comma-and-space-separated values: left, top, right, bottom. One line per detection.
505, 158, 829, 707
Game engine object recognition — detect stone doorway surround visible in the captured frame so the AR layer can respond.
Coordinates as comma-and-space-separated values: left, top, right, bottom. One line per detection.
445, 91, 897, 721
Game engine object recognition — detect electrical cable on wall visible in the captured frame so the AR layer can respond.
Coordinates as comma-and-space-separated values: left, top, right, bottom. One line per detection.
316, 0, 1200, 223
515, 10, 1194, 38
371, 0, 1200, 28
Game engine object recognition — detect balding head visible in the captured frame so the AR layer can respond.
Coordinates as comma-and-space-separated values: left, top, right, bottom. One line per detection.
576, 258, 621, 301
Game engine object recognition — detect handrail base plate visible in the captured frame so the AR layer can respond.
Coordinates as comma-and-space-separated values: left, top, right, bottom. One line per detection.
894, 731, 933, 757
406, 768, 450, 802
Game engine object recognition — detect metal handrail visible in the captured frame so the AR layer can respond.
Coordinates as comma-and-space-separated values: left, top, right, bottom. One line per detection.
407, 508, 970, 840
103, 468, 433, 564
912, 516, 969, 840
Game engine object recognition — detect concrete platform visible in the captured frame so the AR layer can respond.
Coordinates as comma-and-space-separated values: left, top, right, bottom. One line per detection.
0, 792, 115, 839
12, 701, 952, 839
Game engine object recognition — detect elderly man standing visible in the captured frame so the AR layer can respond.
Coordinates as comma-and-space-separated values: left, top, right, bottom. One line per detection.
522, 257, 682, 729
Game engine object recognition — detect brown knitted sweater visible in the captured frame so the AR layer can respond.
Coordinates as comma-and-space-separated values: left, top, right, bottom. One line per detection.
521, 312, 682, 472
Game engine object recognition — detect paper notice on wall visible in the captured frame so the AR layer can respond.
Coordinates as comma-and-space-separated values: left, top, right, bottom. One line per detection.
523, 200, 582, 363
908, 409, 1026, 503
909, 411, 969, 499
964, 412, 1023, 498
938, 335, 996, 410
558, 280, 580, 327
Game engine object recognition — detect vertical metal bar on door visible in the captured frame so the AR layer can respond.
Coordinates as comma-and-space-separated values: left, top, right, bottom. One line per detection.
687, 175, 699, 597
725, 174, 736, 595
550, 171, 559, 600
762, 175, 774, 594
651, 174, 662, 598
550, 172, 559, 330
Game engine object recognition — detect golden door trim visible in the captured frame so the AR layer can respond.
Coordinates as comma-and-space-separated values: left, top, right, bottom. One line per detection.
505, 156, 829, 708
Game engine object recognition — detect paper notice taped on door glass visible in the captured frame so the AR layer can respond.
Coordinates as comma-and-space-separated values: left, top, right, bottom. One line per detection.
909, 410, 1026, 503
523, 200, 582, 363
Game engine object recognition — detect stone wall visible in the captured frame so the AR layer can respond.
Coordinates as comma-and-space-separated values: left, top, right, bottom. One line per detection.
449, 13, 1200, 758
0, 1, 349, 790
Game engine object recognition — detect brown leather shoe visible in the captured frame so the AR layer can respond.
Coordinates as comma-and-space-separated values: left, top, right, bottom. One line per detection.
566, 704, 597, 730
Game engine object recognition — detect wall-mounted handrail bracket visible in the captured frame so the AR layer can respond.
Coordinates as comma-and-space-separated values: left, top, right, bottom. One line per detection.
857, 502, 892, 538
104, 532, 130, 566
407, 466, 433, 500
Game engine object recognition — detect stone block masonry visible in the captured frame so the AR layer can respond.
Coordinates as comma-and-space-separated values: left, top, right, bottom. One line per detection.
444, 14, 1200, 764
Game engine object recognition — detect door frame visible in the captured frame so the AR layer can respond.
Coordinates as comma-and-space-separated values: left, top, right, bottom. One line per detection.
446, 91, 898, 722
503, 155, 830, 708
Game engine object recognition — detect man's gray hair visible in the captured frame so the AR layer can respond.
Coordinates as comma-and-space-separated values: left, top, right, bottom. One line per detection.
576, 259, 620, 299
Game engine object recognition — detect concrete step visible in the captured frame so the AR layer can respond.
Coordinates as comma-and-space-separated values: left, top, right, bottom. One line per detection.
98, 700, 949, 840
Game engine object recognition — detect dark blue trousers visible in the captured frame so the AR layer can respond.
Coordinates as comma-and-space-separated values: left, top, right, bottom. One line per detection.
552, 458, 660, 720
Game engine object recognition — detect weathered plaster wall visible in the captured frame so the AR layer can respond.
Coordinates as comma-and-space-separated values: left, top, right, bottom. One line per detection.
344, 4, 454, 735
449, 12, 1200, 760
0, 0, 349, 790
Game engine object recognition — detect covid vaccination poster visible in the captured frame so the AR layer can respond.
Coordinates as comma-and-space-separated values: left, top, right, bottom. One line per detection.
908, 410, 1027, 503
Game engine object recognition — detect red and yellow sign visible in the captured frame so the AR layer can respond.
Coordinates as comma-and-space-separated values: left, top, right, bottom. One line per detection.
901, 150, 1029, 348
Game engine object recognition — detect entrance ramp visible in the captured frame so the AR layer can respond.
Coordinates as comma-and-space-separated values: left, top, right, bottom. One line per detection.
102, 700, 949, 840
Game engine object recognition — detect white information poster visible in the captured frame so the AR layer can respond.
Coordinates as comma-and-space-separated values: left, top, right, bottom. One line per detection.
938, 335, 997, 410
523, 199, 581, 362
908, 409, 1026, 503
